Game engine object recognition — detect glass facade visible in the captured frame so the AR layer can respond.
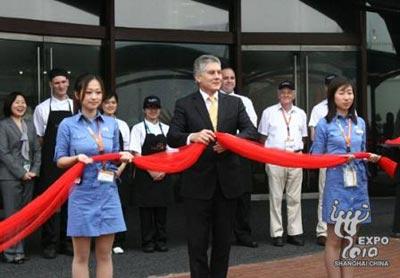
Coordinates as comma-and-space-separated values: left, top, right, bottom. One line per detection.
366, 9, 400, 190
115, 41, 229, 125
0, 35, 102, 117
0, 0, 102, 25
115, 0, 230, 31
241, 0, 358, 33
0, 0, 399, 194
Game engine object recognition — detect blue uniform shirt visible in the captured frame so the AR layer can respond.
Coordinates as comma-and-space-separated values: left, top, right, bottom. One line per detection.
311, 115, 371, 224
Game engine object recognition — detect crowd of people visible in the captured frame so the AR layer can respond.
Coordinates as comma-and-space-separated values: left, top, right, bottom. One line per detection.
0, 54, 398, 278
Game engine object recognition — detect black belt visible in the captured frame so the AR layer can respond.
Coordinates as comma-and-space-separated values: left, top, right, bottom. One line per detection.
294, 149, 302, 153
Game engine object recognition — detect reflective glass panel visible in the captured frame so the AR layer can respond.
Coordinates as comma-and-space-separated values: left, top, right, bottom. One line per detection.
115, 41, 229, 125
115, 0, 229, 31
241, 0, 357, 33
0, 0, 101, 25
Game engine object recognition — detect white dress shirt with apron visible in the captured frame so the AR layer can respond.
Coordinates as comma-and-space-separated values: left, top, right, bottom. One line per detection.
38, 99, 73, 251
133, 120, 173, 249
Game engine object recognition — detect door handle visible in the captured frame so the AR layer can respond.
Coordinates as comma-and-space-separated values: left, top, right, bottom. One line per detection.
36, 46, 41, 104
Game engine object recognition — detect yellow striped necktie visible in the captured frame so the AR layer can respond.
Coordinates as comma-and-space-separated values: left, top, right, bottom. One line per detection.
208, 96, 218, 131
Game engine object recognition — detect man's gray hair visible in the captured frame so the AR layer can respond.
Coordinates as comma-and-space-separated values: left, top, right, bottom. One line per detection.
193, 55, 221, 77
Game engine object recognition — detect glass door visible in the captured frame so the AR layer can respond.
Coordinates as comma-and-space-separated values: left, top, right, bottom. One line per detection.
0, 33, 42, 119
242, 45, 359, 194
41, 37, 102, 100
0, 33, 102, 117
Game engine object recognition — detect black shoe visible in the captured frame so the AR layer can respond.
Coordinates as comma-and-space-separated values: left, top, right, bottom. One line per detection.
142, 244, 155, 253
287, 235, 305, 246
272, 237, 284, 247
316, 236, 326, 246
59, 242, 74, 256
155, 243, 169, 252
2, 254, 25, 264
42, 246, 57, 259
236, 239, 258, 248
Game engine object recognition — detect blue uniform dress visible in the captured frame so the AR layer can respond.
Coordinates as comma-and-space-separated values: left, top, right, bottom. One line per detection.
55, 112, 126, 237
311, 115, 371, 224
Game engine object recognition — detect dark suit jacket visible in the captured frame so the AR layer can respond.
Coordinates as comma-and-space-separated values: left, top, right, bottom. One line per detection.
167, 91, 258, 200
0, 117, 41, 180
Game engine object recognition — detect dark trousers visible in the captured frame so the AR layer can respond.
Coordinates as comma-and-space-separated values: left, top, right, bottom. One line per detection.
393, 178, 400, 233
234, 191, 252, 242
114, 205, 127, 247
139, 207, 167, 247
183, 186, 237, 278
41, 202, 70, 249
0, 180, 33, 260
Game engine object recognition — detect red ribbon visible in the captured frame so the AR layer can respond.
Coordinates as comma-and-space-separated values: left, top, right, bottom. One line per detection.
0, 133, 397, 252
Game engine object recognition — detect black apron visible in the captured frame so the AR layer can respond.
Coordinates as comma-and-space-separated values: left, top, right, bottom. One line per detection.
134, 121, 172, 207
38, 99, 72, 191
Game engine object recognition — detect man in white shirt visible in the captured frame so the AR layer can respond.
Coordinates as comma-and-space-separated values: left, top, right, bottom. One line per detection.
33, 68, 74, 259
308, 74, 336, 246
220, 67, 258, 248
258, 80, 307, 247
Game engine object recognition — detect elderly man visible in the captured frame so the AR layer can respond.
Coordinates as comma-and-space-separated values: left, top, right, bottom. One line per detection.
220, 67, 258, 248
258, 80, 307, 247
167, 55, 258, 278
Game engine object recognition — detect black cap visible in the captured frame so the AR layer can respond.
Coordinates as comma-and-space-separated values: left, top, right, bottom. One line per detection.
278, 80, 295, 90
143, 95, 161, 109
48, 68, 69, 81
325, 74, 337, 86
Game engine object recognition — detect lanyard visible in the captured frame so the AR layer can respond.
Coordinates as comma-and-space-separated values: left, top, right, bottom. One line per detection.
281, 109, 292, 139
86, 118, 106, 169
336, 118, 352, 153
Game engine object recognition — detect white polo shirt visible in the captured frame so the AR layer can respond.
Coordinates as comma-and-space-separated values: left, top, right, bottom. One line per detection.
220, 90, 258, 127
258, 103, 307, 150
33, 96, 74, 136
308, 99, 328, 127
116, 118, 130, 151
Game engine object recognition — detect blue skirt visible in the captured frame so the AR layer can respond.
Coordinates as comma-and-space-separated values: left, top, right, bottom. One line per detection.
67, 181, 126, 237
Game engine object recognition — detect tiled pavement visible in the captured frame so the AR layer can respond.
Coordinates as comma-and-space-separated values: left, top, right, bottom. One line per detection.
161, 238, 400, 278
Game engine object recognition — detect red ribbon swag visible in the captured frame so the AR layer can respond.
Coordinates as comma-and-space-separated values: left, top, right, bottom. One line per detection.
0, 133, 398, 252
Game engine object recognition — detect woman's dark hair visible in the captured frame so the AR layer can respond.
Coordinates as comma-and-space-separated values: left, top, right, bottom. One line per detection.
3, 91, 27, 117
73, 73, 106, 114
325, 76, 357, 124
103, 92, 119, 103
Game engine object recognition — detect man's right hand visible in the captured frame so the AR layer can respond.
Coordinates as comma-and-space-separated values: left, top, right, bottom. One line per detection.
190, 129, 216, 145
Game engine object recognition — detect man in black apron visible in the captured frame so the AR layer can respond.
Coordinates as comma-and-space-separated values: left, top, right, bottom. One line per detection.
33, 68, 73, 259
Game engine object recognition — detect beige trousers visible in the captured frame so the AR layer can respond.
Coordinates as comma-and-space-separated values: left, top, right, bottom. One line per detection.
316, 168, 327, 237
265, 164, 303, 237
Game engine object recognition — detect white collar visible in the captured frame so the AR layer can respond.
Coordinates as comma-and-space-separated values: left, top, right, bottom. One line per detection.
51, 95, 70, 103
199, 89, 218, 102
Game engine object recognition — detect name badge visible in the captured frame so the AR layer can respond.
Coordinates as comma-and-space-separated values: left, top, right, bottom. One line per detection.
284, 138, 295, 151
343, 165, 357, 187
97, 170, 115, 183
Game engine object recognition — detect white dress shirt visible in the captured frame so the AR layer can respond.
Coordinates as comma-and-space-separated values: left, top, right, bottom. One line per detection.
116, 118, 130, 151
129, 119, 171, 154
308, 99, 328, 127
33, 96, 74, 136
258, 103, 307, 150
220, 90, 257, 127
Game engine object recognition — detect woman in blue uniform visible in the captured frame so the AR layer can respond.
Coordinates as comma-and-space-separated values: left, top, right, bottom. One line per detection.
311, 77, 381, 278
54, 74, 132, 278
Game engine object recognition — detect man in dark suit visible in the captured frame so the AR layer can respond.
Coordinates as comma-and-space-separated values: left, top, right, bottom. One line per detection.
167, 55, 258, 278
